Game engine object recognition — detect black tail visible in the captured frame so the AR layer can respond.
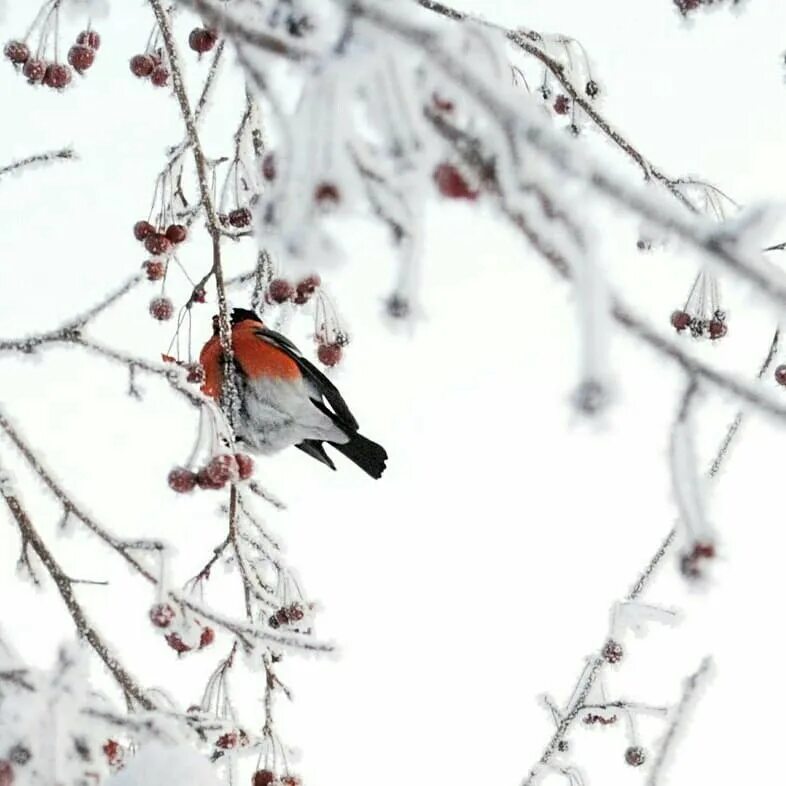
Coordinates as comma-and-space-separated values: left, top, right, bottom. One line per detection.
329, 432, 388, 479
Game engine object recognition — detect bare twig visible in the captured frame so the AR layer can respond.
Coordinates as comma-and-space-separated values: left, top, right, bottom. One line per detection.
0, 148, 76, 180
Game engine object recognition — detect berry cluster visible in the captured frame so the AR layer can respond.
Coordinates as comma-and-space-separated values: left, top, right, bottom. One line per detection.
671, 308, 727, 340
129, 49, 169, 87
253, 770, 302, 786
147, 602, 215, 655
433, 162, 479, 200
134, 220, 187, 321
4, 27, 99, 89
215, 729, 250, 750
267, 602, 306, 629
103, 739, 123, 768
168, 453, 254, 494
266, 274, 321, 306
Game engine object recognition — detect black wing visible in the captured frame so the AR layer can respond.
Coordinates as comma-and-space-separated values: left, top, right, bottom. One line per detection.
254, 326, 359, 432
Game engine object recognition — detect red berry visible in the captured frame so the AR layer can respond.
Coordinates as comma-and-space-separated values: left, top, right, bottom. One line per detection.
103, 740, 121, 766
165, 224, 187, 244
708, 319, 727, 340
276, 608, 290, 626
22, 59, 46, 83
267, 278, 294, 304
317, 343, 342, 367
432, 92, 454, 112
314, 181, 341, 206
216, 731, 238, 749
433, 163, 478, 200
149, 603, 176, 628
670, 310, 691, 332
775, 365, 786, 386
77, 30, 101, 50
675, 0, 701, 14
199, 626, 215, 648
281, 777, 301, 786
691, 541, 716, 559
297, 273, 321, 294
205, 454, 238, 485
134, 220, 155, 241
43, 63, 72, 89
145, 233, 172, 256
151, 66, 170, 87
192, 288, 206, 304
168, 467, 197, 493
553, 95, 570, 115
197, 468, 225, 490
149, 297, 174, 321
165, 633, 191, 654
624, 746, 646, 767
68, 45, 95, 73
144, 260, 165, 281
253, 771, 275, 786
229, 207, 252, 228
186, 363, 205, 384
4, 41, 29, 64
235, 453, 254, 480
289, 603, 305, 621
130, 54, 155, 77
0, 761, 13, 786
189, 28, 218, 54
602, 639, 623, 664
261, 153, 276, 181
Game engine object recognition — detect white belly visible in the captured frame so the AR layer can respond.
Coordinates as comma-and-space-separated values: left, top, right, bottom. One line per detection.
235, 375, 348, 454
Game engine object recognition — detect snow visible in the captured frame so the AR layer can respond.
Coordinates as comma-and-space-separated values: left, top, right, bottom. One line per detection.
107, 744, 220, 786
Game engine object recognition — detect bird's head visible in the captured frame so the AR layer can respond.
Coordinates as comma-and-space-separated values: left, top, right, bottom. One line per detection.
211, 308, 263, 336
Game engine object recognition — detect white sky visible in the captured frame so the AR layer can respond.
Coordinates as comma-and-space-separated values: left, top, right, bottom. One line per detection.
2, 1, 786, 785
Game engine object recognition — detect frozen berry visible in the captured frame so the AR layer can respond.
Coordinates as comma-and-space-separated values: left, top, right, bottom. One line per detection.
206, 454, 238, 485
675, 0, 701, 14
197, 468, 225, 490
77, 30, 101, 50
554, 95, 570, 115
314, 181, 341, 205
151, 66, 169, 87
216, 732, 238, 749
130, 54, 155, 77
186, 364, 204, 384
385, 293, 410, 319
295, 274, 321, 302
189, 28, 218, 54
434, 163, 478, 200
134, 220, 155, 241
192, 288, 206, 304
103, 740, 121, 766
602, 639, 623, 664
6, 748, 29, 767
22, 59, 46, 83
586, 80, 600, 98
708, 319, 727, 340
235, 453, 254, 480
165, 224, 187, 244
68, 45, 95, 73
624, 746, 646, 767
775, 364, 786, 386
199, 626, 215, 648
267, 278, 294, 304
557, 740, 569, 752
144, 260, 165, 281
432, 92, 454, 112
317, 343, 342, 367
0, 761, 13, 786
168, 467, 197, 493
261, 152, 276, 181
280, 778, 301, 786
692, 541, 715, 559
149, 296, 174, 321
149, 603, 176, 628
165, 633, 191, 654
145, 233, 172, 256
229, 207, 252, 228
268, 614, 280, 629
289, 603, 305, 621
43, 64, 72, 89
252, 771, 276, 786
4, 41, 29, 64
670, 310, 691, 332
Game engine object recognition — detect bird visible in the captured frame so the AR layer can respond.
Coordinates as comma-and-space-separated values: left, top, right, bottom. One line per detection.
199, 308, 388, 479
